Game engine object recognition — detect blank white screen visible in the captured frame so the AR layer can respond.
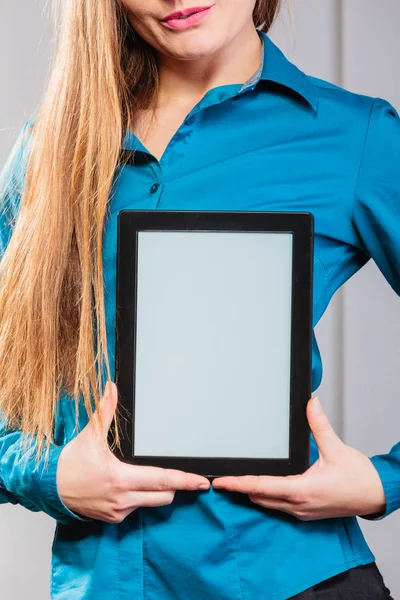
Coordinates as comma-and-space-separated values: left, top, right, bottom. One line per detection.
134, 230, 293, 458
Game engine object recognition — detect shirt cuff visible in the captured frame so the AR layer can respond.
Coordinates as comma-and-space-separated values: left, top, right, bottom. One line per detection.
33, 443, 93, 525
359, 455, 400, 520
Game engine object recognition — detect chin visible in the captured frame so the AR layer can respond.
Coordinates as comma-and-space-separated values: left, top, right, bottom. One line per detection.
161, 31, 225, 59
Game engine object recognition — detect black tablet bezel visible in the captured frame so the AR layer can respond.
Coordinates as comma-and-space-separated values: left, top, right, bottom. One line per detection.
113, 210, 313, 478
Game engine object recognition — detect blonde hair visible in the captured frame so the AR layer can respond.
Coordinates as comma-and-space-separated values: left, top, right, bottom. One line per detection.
0, 0, 282, 464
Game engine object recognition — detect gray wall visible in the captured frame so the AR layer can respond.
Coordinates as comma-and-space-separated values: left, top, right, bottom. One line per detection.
0, 3, 56, 598
1, 1, 399, 598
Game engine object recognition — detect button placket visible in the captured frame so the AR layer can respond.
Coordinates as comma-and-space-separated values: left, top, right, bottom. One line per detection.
147, 159, 164, 209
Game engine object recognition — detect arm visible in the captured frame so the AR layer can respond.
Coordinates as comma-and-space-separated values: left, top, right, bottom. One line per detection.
352, 97, 400, 520
0, 119, 87, 524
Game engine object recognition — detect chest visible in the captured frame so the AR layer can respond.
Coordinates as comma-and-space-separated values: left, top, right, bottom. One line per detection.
120, 88, 359, 221
104, 94, 363, 339
112, 106, 351, 224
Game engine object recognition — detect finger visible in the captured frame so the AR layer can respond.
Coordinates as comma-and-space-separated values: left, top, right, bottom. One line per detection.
85, 382, 118, 452
108, 491, 177, 523
248, 494, 297, 515
122, 490, 176, 512
212, 475, 297, 500
119, 464, 210, 492
90, 381, 118, 437
307, 397, 343, 459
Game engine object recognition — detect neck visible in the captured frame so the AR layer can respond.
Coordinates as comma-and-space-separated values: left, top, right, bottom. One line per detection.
154, 26, 263, 109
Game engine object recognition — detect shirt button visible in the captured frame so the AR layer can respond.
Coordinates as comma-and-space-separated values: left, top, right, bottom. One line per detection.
150, 182, 160, 194
185, 116, 195, 126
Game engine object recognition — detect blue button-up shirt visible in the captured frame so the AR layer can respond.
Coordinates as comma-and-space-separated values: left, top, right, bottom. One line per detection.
1, 29, 400, 600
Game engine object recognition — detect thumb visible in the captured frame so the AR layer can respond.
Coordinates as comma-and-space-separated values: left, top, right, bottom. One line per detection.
307, 396, 343, 459
89, 381, 118, 441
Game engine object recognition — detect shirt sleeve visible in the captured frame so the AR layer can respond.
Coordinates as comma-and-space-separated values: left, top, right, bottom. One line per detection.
0, 119, 89, 524
351, 97, 400, 520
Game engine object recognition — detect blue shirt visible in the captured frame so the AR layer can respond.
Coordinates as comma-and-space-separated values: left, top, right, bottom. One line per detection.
1, 29, 400, 600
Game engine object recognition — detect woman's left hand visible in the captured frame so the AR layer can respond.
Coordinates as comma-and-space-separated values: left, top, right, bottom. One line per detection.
212, 397, 387, 521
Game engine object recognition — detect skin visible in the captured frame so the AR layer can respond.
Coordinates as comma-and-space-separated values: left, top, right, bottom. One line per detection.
58, 382, 210, 523
213, 397, 386, 520
57, 1, 387, 522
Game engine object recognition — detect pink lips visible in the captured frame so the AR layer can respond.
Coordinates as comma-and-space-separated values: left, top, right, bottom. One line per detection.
161, 5, 214, 30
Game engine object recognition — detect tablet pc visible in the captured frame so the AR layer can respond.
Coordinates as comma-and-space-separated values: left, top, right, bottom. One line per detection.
113, 210, 313, 478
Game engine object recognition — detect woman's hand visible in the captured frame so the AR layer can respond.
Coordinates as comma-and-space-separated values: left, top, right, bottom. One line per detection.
57, 382, 210, 523
212, 397, 386, 521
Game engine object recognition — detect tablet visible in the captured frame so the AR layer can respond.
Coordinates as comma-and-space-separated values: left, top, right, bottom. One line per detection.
113, 210, 313, 478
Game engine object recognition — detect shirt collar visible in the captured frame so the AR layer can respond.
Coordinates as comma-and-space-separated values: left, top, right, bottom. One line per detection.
255, 31, 319, 113
121, 30, 318, 153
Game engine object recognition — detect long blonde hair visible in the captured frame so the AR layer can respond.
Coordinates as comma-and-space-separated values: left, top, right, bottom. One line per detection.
0, 0, 281, 464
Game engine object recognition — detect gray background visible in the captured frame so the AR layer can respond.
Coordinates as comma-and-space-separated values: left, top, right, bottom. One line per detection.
1, 1, 399, 597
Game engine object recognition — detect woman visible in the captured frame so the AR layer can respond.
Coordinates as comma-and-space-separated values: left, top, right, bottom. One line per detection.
0, 0, 398, 598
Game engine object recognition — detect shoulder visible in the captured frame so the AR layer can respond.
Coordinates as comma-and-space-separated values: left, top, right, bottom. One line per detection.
10, 116, 36, 168
20, 117, 36, 144
3, 117, 36, 171
309, 73, 372, 107
307, 73, 399, 127
0, 117, 37, 217
301, 73, 400, 158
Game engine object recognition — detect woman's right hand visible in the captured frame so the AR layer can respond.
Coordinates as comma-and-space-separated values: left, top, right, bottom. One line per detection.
57, 381, 210, 523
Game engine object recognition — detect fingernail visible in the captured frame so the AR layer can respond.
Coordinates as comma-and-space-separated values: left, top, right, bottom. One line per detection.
312, 396, 322, 414
197, 482, 210, 490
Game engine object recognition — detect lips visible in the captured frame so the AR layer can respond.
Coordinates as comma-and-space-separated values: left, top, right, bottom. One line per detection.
162, 5, 212, 22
